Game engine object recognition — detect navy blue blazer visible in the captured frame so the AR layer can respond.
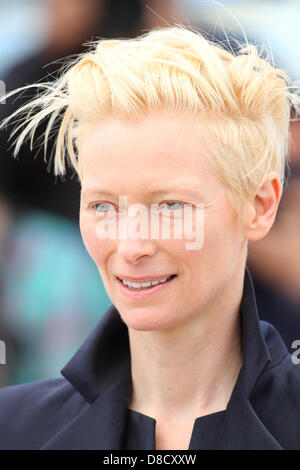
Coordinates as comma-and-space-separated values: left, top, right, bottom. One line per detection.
0, 266, 300, 450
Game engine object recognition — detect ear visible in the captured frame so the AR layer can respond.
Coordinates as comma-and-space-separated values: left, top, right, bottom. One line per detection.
245, 171, 282, 241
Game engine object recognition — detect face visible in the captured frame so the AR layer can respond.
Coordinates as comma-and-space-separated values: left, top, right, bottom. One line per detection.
79, 111, 248, 331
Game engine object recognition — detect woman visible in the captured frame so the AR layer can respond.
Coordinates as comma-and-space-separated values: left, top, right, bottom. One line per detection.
0, 25, 299, 450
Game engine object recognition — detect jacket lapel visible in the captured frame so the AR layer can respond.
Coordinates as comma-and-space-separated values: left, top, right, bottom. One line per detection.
217, 266, 283, 449
40, 304, 133, 450
219, 397, 283, 449
40, 377, 132, 450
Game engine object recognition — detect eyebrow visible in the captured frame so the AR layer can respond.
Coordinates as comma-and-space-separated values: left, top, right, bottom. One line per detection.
81, 186, 204, 200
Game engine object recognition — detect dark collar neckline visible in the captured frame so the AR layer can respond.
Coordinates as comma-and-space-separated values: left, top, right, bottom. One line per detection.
60, 266, 273, 404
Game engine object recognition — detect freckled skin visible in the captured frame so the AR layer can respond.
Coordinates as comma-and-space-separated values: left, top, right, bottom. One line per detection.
79, 111, 247, 332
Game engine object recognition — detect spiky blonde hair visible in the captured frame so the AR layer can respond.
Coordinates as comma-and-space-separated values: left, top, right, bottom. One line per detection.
0, 25, 299, 214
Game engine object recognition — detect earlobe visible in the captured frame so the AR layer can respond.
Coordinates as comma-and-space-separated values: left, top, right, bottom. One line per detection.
245, 172, 282, 242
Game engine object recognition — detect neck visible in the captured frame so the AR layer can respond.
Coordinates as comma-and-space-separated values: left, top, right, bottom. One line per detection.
128, 269, 244, 420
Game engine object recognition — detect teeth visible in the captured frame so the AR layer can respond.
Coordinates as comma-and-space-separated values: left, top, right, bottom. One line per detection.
140, 281, 152, 287
121, 276, 171, 289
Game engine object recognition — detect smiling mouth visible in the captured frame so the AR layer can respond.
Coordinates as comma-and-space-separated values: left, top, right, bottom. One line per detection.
117, 274, 177, 291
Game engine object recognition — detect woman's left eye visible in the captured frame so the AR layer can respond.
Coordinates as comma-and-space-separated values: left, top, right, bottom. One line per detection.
159, 202, 184, 211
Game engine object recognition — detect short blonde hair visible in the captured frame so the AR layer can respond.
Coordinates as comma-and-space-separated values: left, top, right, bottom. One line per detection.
1, 25, 299, 214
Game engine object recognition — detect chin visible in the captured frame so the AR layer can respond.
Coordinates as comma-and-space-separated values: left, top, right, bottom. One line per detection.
119, 308, 174, 332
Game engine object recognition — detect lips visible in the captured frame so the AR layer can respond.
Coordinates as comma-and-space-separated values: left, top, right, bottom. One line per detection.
116, 274, 177, 298
116, 274, 177, 283
118, 274, 177, 290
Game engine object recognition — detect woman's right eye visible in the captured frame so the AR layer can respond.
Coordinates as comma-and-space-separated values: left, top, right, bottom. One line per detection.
94, 203, 116, 213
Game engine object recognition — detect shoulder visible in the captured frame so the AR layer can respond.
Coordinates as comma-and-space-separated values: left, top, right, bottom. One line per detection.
0, 377, 87, 449
251, 320, 300, 449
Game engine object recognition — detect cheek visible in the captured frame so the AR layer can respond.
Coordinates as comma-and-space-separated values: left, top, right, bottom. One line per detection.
79, 214, 107, 265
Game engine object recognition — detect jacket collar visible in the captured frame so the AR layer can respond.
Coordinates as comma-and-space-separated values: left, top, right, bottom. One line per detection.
41, 266, 285, 449
60, 301, 132, 404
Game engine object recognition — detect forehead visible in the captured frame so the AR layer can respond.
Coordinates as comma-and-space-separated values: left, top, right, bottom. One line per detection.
79, 111, 219, 194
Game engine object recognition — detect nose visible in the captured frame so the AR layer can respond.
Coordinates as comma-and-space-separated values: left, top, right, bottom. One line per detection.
115, 206, 159, 263
117, 238, 158, 264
